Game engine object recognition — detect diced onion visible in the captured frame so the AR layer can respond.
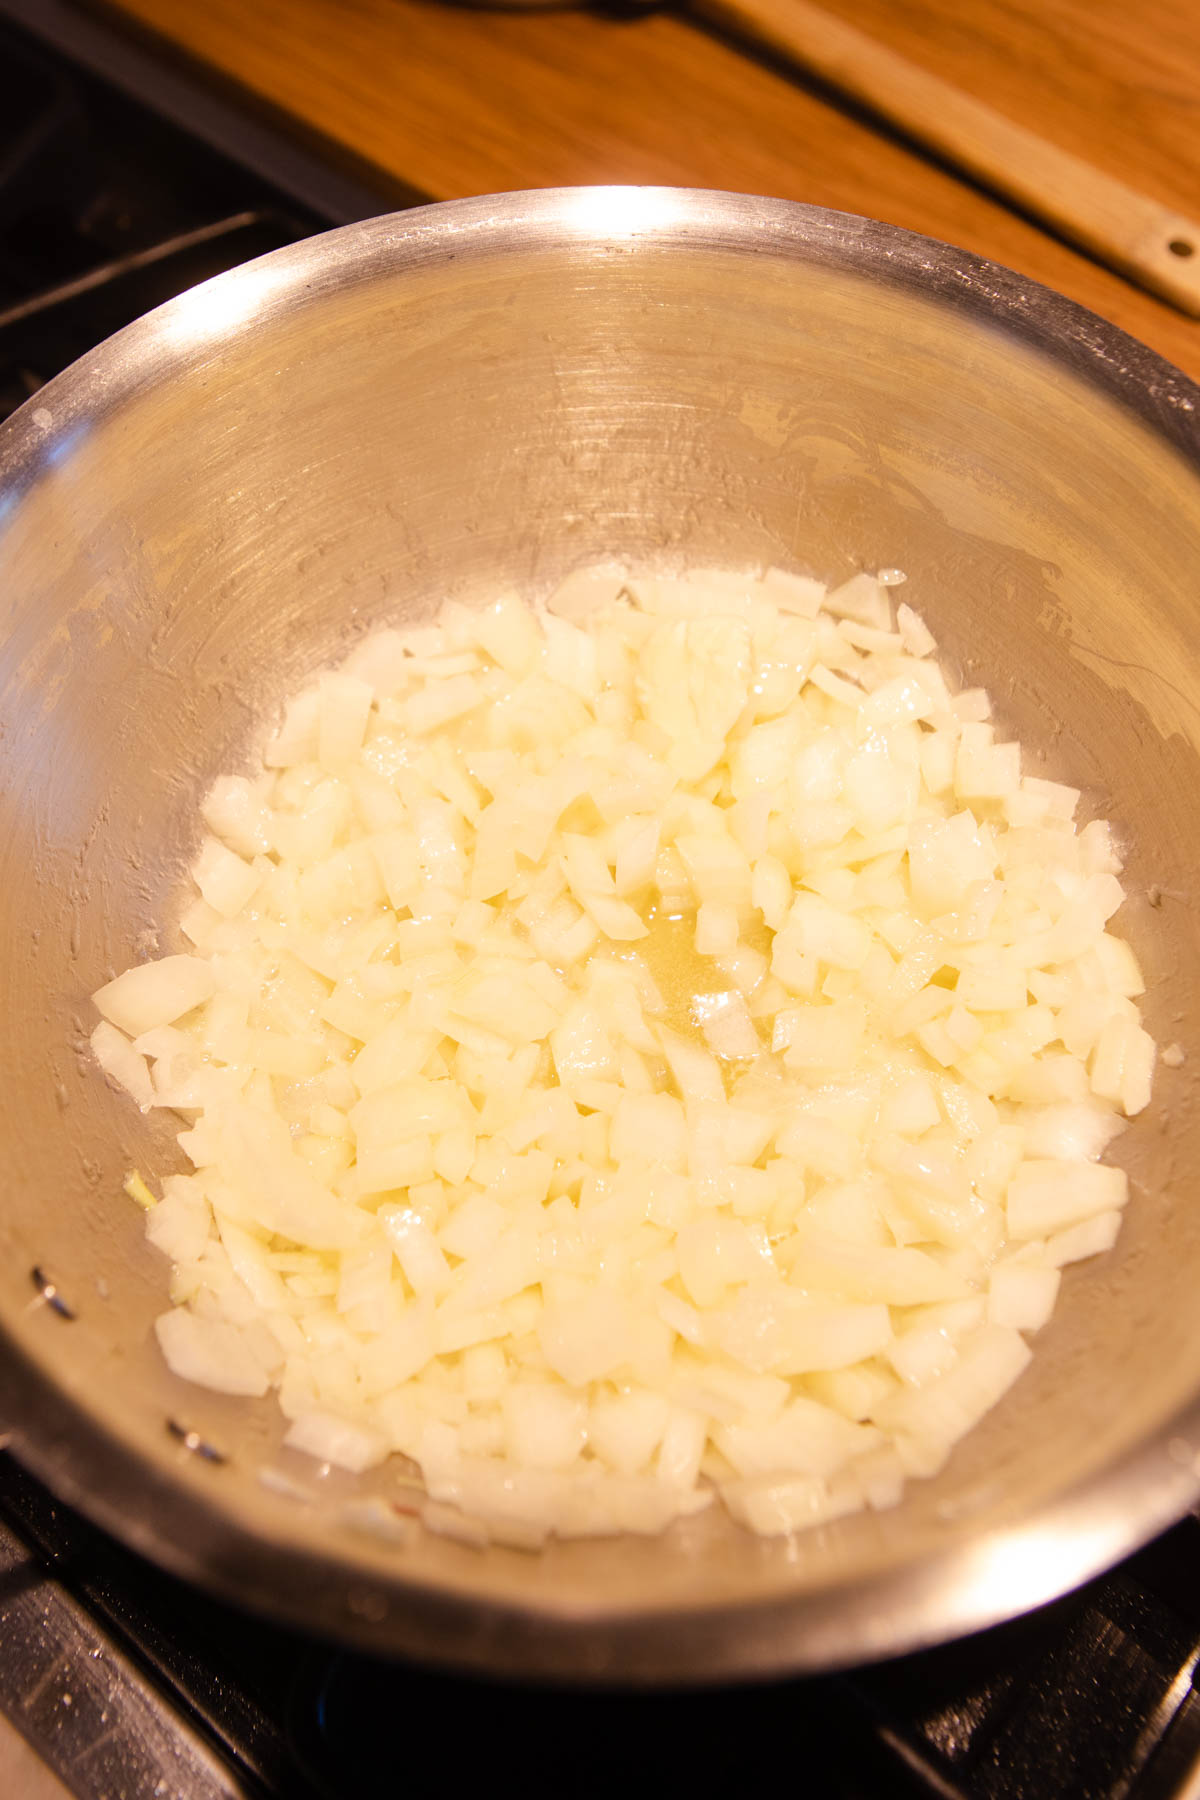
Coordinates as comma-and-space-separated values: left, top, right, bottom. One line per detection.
91, 563, 1156, 1545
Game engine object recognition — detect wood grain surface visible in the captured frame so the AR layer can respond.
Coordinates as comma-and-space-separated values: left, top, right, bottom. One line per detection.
696, 0, 1200, 315
89, 0, 1200, 375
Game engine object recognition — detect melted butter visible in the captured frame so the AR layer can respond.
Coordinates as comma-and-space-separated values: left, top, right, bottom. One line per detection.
625, 905, 772, 1083
636, 904, 716, 1040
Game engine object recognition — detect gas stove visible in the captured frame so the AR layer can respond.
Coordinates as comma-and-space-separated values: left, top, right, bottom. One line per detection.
0, 0, 412, 423
4, 1448, 1200, 1800
1, 8, 1199, 1798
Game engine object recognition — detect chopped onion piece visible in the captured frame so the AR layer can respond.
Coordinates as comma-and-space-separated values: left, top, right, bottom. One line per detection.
91, 1022, 155, 1110
94, 955, 216, 1037
155, 1307, 270, 1396
284, 1410, 390, 1472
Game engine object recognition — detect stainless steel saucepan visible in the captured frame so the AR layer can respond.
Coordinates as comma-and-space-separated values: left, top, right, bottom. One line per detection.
2, 188, 1199, 1682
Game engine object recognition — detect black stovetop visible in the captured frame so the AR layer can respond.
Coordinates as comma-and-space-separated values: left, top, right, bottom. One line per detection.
1, 9, 1199, 1799
3, 1451, 1200, 1800
0, 0, 409, 424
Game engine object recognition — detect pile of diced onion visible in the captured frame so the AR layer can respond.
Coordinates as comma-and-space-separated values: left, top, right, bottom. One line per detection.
90, 564, 1157, 1545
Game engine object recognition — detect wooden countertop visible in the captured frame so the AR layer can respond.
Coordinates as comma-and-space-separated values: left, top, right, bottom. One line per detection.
92, 0, 1200, 379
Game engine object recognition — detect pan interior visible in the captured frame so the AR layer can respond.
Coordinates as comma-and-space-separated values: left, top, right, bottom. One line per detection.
2, 192, 1199, 1675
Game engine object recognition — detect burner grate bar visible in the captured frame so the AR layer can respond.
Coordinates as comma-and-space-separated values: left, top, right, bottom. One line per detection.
0, 1504, 254, 1800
